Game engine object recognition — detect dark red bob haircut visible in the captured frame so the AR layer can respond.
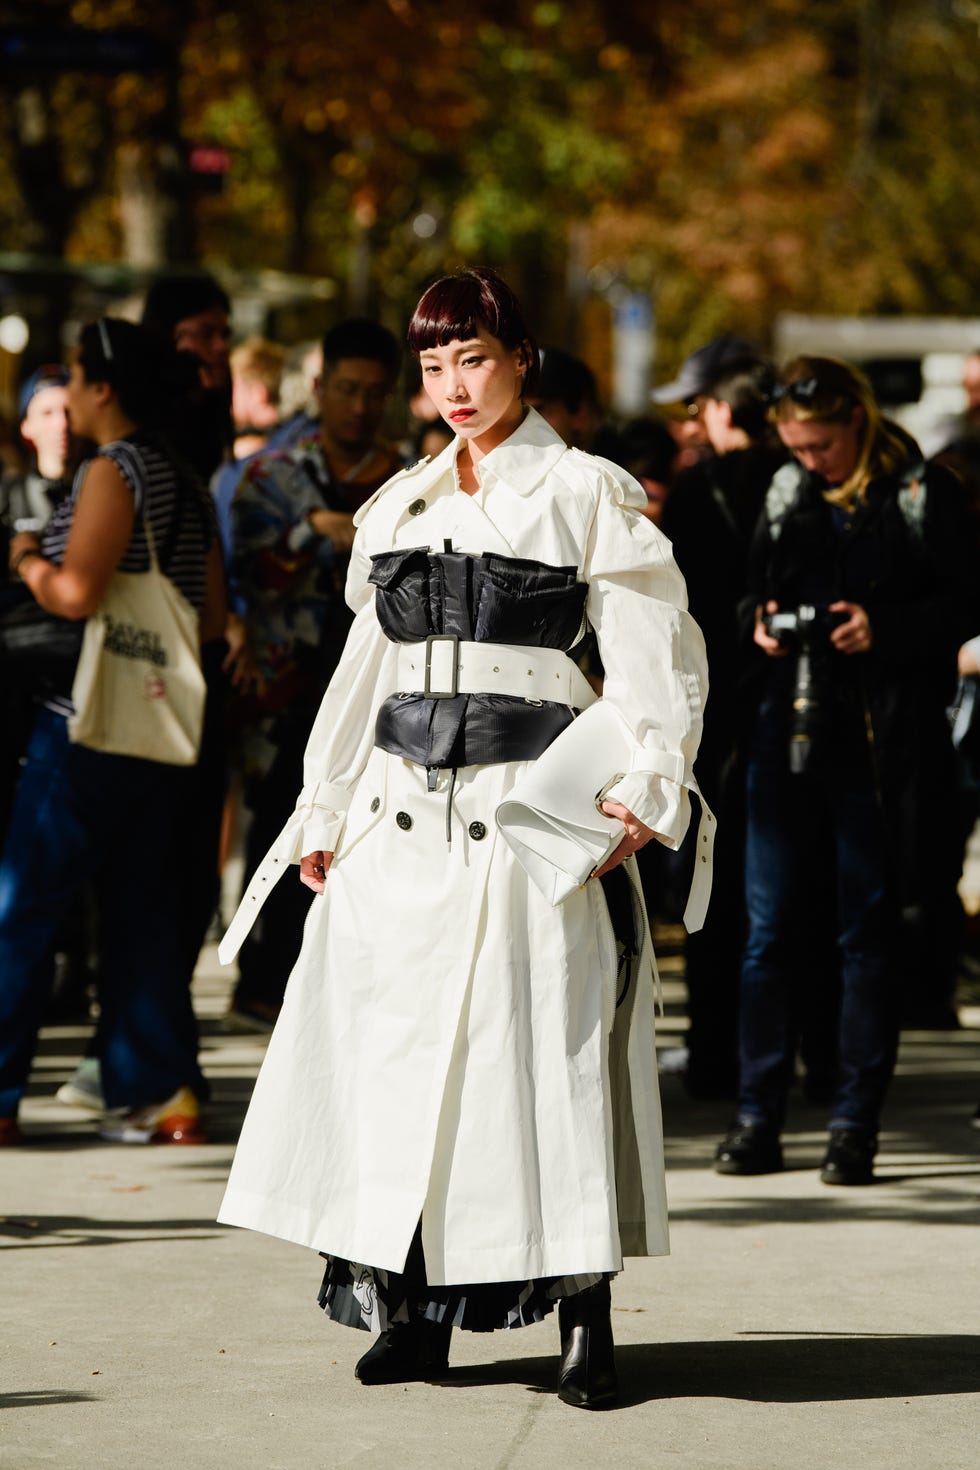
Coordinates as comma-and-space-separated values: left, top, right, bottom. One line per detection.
407, 267, 541, 397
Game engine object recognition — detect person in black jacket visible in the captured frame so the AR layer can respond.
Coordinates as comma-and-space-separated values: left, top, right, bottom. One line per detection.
715, 356, 972, 1184
661, 356, 787, 1098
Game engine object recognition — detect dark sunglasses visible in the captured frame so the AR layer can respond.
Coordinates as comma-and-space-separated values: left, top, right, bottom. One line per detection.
769, 377, 820, 406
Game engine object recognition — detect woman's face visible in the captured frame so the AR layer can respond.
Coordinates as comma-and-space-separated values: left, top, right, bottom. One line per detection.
419, 327, 526, 453
777, 407, 864, 485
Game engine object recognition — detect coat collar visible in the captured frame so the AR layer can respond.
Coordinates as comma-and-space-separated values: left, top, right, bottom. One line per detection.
475, 406, 570, 494
415, 405, 569, 495
355, 407, 571, 525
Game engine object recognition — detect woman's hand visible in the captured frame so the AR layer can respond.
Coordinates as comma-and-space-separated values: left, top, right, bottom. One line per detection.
300, 850, 333, 894
308, 509, 356, 553
222, 612, 267, 696
753, 600, 789, 657
9, 530, 42, 575
592, 801, 656, 880
829, 601, 873, 655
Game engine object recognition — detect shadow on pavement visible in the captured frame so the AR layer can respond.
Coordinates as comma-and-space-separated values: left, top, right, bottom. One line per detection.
0, 1214, 225, 1250
439, 1334, 980, 1406
0, 1390, 99, 1409
669, 1180, 980, 1227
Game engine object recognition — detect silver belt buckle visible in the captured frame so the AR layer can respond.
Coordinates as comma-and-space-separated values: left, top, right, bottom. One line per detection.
423, 633, 460, 698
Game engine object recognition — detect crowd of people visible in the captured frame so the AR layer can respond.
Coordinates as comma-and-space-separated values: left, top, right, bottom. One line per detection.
1, 277, 977, 1178
1, 266, 978, 1408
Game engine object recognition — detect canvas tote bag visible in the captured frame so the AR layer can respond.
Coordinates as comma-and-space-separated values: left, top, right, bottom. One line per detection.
68, 448, 206, 766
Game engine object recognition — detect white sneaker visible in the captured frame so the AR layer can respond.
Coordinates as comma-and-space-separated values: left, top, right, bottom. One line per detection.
56, 1058, 105, 1112
99, 1086, 205, 1145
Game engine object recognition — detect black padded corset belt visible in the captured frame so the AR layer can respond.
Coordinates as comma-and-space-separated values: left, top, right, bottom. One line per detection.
370, 547, 588, 769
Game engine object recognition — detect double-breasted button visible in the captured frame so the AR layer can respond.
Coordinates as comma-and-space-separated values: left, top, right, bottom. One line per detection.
396, 810, 413, 831
370, 797, 380, 813
408, 498, 426, 516
468, 821, 487, 841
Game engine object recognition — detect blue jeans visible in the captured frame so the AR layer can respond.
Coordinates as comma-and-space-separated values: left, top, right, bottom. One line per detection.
738, 701, 899, 1134
0, 708, 206, 1117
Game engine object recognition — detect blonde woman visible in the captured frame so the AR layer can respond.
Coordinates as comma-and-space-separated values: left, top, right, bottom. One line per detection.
716, 356, 972, 1185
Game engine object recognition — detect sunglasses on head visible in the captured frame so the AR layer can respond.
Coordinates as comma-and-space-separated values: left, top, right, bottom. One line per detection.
769, 377, 820, 406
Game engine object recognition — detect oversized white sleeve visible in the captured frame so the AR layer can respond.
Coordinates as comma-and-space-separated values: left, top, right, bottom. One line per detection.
217, 533, 398, 965
293, 592, 399, 856
584, 467, 708, 850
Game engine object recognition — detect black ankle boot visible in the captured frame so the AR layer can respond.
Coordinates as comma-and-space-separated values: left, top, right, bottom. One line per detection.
354, 1318, 452, 1385
557, 1279, 618, 1409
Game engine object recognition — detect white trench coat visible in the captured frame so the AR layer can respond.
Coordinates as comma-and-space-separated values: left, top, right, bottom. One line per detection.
218, 409, 709, 1286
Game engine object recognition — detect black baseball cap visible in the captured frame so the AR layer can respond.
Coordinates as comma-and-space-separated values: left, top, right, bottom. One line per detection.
651, 334, 758, 405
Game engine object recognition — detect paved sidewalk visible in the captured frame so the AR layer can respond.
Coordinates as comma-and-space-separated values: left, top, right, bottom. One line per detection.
2, 948, 978, 1470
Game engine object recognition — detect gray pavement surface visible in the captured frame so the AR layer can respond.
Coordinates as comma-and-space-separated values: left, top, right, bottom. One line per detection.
3, 942, 979, 1470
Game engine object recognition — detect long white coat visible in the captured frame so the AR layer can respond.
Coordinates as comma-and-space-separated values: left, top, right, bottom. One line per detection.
217, 410, 708, 1286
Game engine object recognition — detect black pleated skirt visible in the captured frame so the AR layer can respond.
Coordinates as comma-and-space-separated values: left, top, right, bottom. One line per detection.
318, 1225, 609, 1334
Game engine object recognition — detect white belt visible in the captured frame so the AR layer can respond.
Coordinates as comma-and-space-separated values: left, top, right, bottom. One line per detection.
395, 637, 595, 708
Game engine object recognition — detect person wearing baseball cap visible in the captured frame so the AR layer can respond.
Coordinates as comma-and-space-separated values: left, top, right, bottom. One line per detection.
2, 365, 73, 567
1, 364, 82, 993
651, 335, 758, 468
650, 333, 759, 406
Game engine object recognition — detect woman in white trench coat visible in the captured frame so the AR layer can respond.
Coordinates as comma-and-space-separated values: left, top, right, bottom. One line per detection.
218, 270, 711, 1410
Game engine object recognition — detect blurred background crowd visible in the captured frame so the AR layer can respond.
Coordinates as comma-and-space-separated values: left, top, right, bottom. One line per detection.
1, 0, 979, 1164
1, 274, 979, 1168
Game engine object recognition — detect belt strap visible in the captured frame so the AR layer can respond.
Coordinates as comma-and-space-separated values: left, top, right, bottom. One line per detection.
395, 637, 595, 708
683, 777, 715, 933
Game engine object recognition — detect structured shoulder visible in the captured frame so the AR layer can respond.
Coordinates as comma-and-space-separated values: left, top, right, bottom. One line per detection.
564, 447, 647, 511
352, 456, 431, 527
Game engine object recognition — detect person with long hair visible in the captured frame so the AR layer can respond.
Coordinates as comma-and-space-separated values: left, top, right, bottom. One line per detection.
715, 355, 972, 1185
0, 318, 225, 1149
217, 269, 710, 1409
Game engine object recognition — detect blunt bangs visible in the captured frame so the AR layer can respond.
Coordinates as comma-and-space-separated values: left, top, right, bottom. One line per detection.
407, 268, 540, 396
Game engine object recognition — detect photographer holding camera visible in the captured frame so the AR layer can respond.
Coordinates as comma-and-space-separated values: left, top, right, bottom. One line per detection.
715, 356, 973, 1185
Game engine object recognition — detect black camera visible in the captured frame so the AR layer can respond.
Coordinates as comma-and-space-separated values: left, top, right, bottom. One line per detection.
762, 604, 844, 774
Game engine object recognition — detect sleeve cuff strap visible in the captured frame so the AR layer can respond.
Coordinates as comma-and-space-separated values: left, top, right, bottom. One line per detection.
603, 771, 689, 849
297, 779, 353, 814
627, 748, 685, 784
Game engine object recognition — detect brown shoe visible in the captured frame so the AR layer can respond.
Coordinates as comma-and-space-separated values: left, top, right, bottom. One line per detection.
99, 1087, 206, 1145
0, 1116, 24, 1147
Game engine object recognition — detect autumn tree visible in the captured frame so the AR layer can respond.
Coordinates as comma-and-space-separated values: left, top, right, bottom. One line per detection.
0, 0, 977, 371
